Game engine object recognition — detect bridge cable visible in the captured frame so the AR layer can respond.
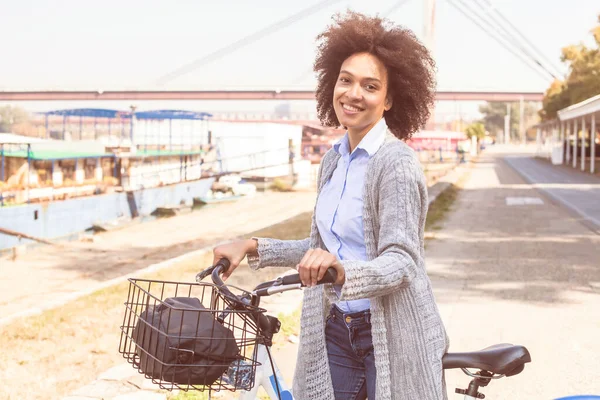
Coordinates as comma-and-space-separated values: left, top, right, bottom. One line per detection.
473, 0, 563, 78
458, 0, 559, 80
445, 0, 554, 82
467, 0, 561, 79
155, 0, 346, 86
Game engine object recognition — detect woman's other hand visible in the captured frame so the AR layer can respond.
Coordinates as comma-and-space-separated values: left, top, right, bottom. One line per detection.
212, 239, 258, 280
297, 248, 345, 287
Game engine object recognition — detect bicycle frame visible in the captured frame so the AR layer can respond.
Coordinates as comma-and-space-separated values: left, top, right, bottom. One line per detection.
237, 344, 293, 400
200, 262, 304, 400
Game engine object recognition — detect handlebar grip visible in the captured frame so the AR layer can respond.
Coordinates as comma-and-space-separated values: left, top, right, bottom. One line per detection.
215, 258, 231, 272
211, 258, 231, 285
280, 267, 338, 286
196, 258, 232, 283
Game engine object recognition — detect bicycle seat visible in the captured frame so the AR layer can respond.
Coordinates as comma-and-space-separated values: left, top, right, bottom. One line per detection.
442, 343, 531, 376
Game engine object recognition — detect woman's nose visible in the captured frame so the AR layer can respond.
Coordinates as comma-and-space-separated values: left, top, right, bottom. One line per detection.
347, 84, 362, 100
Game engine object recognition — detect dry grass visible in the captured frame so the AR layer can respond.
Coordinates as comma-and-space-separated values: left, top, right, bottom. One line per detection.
168, 390, 210, 400
269, 178, 294, 192
424, 163, 472, 242
426, 184, 460, 232
0, 212, 312, 400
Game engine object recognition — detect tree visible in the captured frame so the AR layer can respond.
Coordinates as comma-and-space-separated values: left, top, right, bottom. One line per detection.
465, 122, 486, 140
479, 101, 539, 141
479, 102, 507, 136
541, 14, 600, 120
0, 106, 30, 133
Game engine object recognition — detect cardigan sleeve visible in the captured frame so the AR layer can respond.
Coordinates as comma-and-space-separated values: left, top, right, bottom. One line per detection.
246, 237, 310, 270
339, 155, 427, 300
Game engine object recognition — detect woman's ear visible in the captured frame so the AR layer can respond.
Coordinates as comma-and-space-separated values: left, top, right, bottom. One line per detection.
384, 95, 393, 111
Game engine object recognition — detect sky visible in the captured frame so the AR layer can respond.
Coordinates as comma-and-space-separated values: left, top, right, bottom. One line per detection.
1, 0, 599, 119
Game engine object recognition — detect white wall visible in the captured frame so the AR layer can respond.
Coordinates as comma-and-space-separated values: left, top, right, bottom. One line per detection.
209, 121, 302, 176
122, 155, 203, 190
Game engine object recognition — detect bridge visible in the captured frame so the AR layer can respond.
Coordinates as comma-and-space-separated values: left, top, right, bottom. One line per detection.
0, 90, 543, 102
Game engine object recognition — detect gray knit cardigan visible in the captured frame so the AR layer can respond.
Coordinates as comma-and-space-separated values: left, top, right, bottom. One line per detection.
248, 133, 450, 400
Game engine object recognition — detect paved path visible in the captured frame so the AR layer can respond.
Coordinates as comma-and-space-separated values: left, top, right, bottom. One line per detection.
426, 149, 600, 398
503, 153, 600, 232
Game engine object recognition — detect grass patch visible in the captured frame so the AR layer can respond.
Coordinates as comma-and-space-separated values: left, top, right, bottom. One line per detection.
425, 184, 460, 231
277, 307, 302, 339
269, 177, 294, 192
424, 164, 472, 242
168, 391, 210, 400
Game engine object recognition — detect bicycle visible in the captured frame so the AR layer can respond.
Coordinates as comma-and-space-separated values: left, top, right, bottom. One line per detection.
119, 258, 534, 400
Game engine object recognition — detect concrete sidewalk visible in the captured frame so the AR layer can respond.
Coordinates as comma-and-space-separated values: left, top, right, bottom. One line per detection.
426, 150, 600, 398
503, 154, 600, 233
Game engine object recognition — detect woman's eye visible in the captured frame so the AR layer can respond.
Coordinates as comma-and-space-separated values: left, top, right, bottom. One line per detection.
366, 85, 377, 91
340, 77, 350, 83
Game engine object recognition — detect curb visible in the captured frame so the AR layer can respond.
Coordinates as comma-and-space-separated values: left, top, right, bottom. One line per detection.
427, 161, 474, 205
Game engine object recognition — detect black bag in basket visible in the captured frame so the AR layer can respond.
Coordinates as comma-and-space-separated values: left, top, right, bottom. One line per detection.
133, 297, 240, 385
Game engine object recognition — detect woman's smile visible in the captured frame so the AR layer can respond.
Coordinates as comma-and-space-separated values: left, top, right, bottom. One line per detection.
341, 102, 365, 115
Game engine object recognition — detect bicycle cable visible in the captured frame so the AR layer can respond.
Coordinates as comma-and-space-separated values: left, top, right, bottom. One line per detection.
265, 344, 284, 400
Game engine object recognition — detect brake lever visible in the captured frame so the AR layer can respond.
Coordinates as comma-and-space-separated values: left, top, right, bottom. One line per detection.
195, 265, 216, 283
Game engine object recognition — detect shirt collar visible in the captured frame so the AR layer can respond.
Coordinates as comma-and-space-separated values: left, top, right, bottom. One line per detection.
333, 118, 388, 157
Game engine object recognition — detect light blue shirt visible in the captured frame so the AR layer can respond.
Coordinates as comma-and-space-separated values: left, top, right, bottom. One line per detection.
315, 118, 387, 313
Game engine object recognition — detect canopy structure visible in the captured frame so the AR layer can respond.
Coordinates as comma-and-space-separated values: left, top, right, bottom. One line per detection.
42, 108, 131, 119
535, 94, 600, 174
40, 108, 133, 141
132, 110, 213, 152
2, 148, 111, 160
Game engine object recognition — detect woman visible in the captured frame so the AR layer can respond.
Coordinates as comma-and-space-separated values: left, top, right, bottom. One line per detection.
213, 11, 449, 400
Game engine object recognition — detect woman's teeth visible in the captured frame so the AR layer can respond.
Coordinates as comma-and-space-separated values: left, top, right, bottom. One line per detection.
343, 103, 362, 112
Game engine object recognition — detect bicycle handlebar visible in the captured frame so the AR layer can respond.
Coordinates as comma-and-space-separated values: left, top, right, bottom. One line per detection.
279, 267, 338, 286
210, 259, 235, 298
205, 258, 338, 298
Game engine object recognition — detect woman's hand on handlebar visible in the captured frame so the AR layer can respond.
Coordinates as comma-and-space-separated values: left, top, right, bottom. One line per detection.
212, 239, 258, 281
297, 248, 345, 287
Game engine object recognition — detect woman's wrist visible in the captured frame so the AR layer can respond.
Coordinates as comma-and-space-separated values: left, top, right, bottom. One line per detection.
245, 238, 258, 255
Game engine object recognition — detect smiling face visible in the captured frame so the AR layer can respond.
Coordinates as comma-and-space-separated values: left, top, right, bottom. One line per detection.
333, 52, 393, 138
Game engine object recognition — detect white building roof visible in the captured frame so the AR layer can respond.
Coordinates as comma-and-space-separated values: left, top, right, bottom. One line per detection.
557, 93, 600, 121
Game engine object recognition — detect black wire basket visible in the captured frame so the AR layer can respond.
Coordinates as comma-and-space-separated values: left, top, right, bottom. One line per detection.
119, 278, 265, 393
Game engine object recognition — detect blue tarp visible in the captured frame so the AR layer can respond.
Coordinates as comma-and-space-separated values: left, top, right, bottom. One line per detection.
40, 109, 213, 121
42, 108, 131, 119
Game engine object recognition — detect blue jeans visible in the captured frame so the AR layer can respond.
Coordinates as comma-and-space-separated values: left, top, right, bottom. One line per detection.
325, 305, 376, 400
